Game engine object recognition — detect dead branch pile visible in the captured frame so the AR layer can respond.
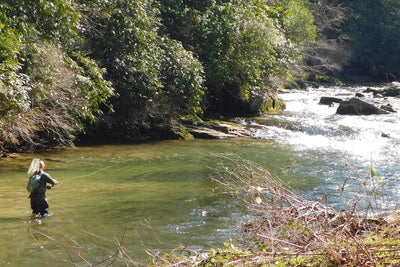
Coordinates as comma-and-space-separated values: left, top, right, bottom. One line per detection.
210, 156, 400, 266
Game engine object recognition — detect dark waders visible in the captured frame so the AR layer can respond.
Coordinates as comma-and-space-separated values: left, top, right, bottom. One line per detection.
30, 192, 49, 216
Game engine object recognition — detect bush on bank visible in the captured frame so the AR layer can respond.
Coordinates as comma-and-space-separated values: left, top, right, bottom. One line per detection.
4, 0, 400, 151
0, 0, 316, 152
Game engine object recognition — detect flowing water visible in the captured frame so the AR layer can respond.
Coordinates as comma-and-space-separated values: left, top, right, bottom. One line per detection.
1, 85, 399, 266
250, 85, 400, 212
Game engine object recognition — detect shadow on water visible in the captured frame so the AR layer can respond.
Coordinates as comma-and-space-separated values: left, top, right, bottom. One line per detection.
2, 86, 398, 265
0, 139, 303, 266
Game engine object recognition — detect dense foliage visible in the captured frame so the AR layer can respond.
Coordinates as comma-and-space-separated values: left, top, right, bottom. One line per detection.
342, 0, 400, 80
161, 0, 315, 114
1, 0, 398, 150
78, 0, 205, 140
0, 0, 113, 149
0, 0, 315, 150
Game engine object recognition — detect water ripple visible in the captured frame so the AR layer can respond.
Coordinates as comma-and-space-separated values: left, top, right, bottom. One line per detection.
254, 85, 400, 213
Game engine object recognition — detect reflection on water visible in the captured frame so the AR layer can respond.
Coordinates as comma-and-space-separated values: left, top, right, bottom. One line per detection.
1, 86, 399, 265
0, 139, 298, 266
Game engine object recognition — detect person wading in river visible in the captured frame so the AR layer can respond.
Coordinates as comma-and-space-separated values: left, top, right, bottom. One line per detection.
29, 160, 58, 217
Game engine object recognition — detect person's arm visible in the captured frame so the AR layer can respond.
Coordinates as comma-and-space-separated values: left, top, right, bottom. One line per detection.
42, 172, 59, 186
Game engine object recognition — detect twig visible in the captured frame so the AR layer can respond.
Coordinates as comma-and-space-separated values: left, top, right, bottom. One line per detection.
257, 234, 304, 249
28, 227, 92, 266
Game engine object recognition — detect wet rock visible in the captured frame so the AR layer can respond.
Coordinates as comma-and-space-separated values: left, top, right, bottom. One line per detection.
355, 93, 365, 98
380, 104, 397, 113
363, 87, 400, 97
363, 87, 378, 94
187, 126, 236, 139
392, 81, 400, 88
336, 98, 389, 115
319, 97, 342, 105
382, 88, 400, 97
288, 80, 320, 89
184, 121, 252, 139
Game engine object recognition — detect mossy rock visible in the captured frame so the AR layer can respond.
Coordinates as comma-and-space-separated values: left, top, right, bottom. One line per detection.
256, 95, 286, 113
173, 126, 194, 140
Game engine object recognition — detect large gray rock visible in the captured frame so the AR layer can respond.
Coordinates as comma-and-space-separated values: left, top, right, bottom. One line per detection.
336, 98, 389, 115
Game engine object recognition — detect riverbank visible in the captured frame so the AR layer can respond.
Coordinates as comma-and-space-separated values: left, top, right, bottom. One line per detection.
155, 219, 400, 266
4, 83, 400, 265
152, 157, 400, 266
3, 82, 399, 156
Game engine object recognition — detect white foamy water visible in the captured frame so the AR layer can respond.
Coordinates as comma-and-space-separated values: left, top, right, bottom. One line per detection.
251, 85, 400, 215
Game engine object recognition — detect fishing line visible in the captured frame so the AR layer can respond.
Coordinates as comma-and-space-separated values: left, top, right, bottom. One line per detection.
57, 163, 117, 187
56, 155, 142, 186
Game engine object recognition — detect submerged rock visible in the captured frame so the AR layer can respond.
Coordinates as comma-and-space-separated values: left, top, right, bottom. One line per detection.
336, 98, 389, 115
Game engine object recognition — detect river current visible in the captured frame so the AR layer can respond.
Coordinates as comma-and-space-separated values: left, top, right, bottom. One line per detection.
251, 85, 400, 213
0, 85, 399, 265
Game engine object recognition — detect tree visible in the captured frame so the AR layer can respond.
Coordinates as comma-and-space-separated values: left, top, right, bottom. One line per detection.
79, 0, 162, 110
0, 1, 113, 150
301, 0, 350, 78
159, 39, 205, 120
195, 0, 315, 114
79, 0, 205, 139
343, 0, 400, 80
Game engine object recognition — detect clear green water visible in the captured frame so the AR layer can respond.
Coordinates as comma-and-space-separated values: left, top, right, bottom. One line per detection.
3, 85, 399, 266
0, 139, 311, 266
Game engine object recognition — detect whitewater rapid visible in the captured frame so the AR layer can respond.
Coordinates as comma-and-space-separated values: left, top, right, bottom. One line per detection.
252, 85, 400, 215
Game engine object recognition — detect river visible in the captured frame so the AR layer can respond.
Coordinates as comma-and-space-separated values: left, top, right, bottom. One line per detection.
0, 85, 399, 266
252, 85, 400, 213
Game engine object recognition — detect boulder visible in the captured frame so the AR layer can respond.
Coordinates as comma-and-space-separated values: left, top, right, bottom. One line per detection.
319, 97, 342, 105
336, 98, 389, 115
229, 93, 285, 116
249, 93, 286, 114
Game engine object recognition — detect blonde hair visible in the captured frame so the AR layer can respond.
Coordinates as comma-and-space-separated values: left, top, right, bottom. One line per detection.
39, 160, 46, 170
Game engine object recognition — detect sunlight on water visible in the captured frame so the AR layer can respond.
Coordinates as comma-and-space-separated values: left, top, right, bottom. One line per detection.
253, 85, 400, 215
1, 86, 399, 265
0, 139, 301, 266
